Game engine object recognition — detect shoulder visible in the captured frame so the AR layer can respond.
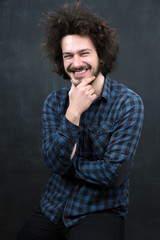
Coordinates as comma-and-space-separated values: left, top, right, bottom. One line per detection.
43, 86, 70, 110
109, 78, 144, 110
44, 86, 69, 105
107, 78, 144, 124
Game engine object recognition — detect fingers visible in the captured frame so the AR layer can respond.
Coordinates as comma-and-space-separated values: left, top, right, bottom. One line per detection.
79, 75, 95, 87
92, 93, 97, 100
88, 87, 95, 95
84, 85, 97, 101
84, 84, 93, 92
70, 77, 96, 97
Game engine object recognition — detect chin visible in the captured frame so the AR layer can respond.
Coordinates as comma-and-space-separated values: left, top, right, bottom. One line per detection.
72, 79, 82, 86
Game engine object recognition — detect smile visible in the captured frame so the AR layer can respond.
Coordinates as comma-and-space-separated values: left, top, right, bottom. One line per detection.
74, 69, 87, 75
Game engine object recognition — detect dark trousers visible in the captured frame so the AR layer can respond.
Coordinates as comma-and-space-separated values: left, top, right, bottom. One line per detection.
16, 208, 125, 240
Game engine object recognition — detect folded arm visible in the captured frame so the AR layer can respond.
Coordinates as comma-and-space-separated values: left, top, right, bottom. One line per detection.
71, 95, 144, 187
42, 89, 144, 188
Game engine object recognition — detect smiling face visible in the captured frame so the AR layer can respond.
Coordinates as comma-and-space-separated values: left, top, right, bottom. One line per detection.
61, 34, 102, 86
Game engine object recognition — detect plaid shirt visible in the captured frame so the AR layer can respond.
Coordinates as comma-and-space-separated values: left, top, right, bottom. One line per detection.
40, 76, 144, 228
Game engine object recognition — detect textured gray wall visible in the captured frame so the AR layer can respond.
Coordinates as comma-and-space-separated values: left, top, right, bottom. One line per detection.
1, 0, 160, 239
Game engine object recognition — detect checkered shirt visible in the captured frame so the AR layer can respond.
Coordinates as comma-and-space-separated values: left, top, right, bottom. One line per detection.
40, 76, 144, 228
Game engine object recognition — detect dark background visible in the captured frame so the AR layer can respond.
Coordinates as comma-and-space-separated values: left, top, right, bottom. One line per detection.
1, 0, 160, 239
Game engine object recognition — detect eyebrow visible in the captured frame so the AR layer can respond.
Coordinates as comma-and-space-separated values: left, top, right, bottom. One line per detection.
63, 48, 92, 55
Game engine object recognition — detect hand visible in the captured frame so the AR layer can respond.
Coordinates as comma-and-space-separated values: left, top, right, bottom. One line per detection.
69, 75, 97, 112
65, 76, 97, 125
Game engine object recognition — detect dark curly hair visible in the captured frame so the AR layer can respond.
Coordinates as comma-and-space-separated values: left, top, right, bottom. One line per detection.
40, 0, 119, 79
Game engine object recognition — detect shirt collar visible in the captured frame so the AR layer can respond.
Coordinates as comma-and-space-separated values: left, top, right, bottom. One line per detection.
100, 75, 110, 101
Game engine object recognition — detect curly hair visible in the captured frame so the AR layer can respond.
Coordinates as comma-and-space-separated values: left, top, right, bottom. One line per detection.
40, 0, 119, 79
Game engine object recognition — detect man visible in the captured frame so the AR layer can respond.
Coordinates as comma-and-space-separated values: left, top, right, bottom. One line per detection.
16, 1, 144, 239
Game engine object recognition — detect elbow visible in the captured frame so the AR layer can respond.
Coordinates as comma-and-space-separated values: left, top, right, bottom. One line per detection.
108, 161, 131, 188
109, 176, 125, 188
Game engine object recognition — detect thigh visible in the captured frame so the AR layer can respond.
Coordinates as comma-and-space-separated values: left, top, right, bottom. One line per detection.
15, 208, 66, 240
65, 211, 125, 240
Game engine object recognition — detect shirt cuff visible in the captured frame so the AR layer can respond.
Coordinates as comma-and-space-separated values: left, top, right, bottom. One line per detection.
57, 116, 82, 142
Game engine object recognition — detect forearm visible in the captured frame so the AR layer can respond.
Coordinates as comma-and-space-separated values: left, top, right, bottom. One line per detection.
65, 106, 81, 160
72, 150, 132, 188
43, 115, 82, 174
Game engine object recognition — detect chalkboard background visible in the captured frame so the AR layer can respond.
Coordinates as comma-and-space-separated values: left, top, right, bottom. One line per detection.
1, 0, 160, 239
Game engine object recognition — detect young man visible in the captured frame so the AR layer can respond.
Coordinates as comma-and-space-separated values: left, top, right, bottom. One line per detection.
16, 1, 144, 240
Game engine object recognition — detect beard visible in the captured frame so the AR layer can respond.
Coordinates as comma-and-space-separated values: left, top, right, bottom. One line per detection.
65, 61, 101, 86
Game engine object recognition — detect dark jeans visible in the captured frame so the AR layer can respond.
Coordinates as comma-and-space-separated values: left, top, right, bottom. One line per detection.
16, 208, 125, 240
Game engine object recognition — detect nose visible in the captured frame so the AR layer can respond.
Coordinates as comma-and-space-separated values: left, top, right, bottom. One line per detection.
72, 55, 82, 68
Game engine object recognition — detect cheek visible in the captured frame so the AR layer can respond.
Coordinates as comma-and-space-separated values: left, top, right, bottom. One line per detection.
88, 55, 99, 66
63, 60, 71, 71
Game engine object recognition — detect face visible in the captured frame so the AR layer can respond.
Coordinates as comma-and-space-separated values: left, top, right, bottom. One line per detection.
61, 34, 101, 86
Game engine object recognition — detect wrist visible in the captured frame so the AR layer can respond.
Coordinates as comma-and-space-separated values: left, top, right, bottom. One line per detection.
65, 106, 81, 126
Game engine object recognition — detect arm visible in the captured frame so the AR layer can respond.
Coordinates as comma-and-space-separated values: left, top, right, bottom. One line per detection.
65, 76, 97, 158
42, 91, 82, 174
42, 76, 96, 174
72, 95, 144, 187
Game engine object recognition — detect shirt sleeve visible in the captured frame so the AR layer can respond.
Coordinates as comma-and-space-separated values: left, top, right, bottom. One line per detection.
42, 91, 82, 174
72, 94, 144, 187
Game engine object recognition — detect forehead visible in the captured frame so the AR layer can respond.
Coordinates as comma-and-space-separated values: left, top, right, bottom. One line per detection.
61, 34, 96, 53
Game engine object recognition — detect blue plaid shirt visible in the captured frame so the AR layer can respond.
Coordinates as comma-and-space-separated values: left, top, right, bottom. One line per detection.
40, 76, 144, 228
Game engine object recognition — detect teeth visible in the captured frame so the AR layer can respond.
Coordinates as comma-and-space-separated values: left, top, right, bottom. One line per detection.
74, 70, 86, 75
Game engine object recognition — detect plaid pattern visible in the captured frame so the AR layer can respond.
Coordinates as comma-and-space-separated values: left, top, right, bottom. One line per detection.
40, 76, 144, 227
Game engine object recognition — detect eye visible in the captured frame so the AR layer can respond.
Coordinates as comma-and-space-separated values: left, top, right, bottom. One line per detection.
64, 55, 72, 59
81, 52, 89, 56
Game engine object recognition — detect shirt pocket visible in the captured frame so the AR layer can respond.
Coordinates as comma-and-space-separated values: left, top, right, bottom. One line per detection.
88, 122, 113, 159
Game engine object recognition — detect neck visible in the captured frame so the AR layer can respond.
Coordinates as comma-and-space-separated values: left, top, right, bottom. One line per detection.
92, 72, 105, 98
